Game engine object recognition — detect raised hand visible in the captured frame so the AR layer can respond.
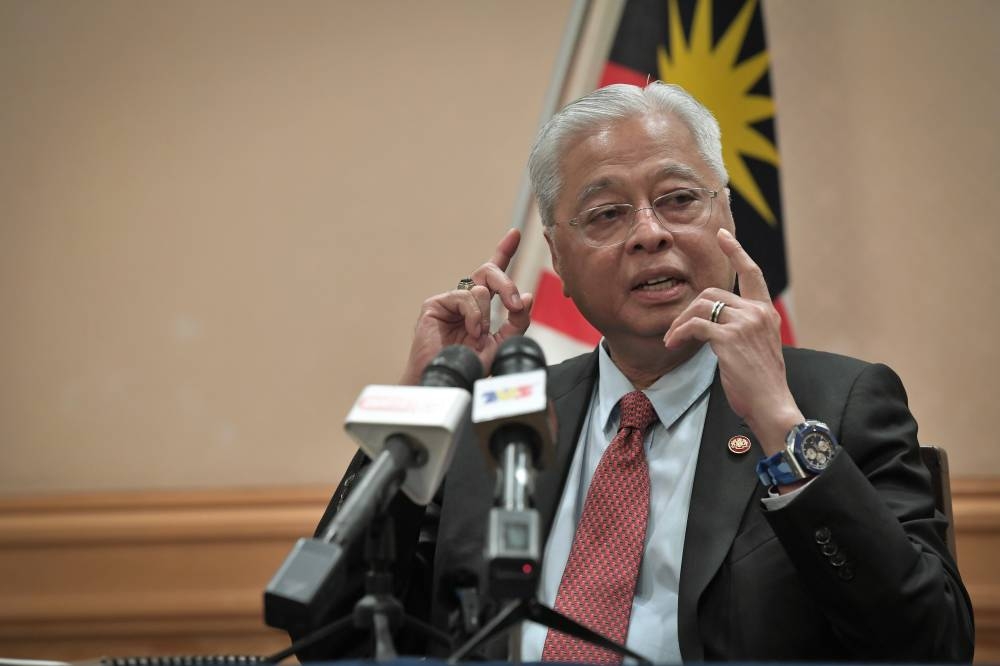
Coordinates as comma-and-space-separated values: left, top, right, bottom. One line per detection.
400, 229, 534, 384
664, 228, 803, 454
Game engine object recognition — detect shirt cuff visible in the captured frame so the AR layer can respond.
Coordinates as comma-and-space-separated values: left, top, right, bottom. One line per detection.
760, 478, 815, 510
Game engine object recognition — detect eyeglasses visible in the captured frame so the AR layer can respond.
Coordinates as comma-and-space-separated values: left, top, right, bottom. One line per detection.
563, 188, 718, 248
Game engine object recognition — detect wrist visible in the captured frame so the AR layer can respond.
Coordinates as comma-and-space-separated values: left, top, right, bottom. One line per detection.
399, 356, 425, 386
747, 402, 804, 457
776, 478, 809, 495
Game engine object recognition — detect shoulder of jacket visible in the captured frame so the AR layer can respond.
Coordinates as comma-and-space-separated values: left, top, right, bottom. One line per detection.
546, 348, 599, 399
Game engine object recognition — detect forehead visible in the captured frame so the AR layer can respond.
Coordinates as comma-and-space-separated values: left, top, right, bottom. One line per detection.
557, 111, 710, 208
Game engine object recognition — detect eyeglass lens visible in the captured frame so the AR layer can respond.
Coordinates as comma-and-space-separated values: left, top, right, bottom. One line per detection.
577, 188, 714, 247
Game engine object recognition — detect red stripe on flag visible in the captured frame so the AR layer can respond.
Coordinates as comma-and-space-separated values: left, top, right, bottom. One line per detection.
773, 296, 796, 346
532, 269, 602, 347
599, 62, 649, 88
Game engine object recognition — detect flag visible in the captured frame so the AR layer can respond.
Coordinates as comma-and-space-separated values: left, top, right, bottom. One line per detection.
518, 0, 795, 363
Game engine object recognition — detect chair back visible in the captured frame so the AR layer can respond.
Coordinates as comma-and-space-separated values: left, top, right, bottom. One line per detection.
920, 445, 957, 559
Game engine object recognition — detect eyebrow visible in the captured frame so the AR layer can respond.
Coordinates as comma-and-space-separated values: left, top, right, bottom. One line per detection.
657, 164, 703, 183
576, 164, 706, 206
577, 178, 614, 205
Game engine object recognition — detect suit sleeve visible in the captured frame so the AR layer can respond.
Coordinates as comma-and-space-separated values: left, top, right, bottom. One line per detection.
764, 362, 975, 661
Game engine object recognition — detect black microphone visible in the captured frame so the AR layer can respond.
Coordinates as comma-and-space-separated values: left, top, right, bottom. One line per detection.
471, 336, 555, 599
263, 345, 482, 631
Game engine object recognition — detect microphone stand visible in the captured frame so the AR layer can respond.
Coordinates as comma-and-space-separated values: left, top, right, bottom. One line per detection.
268, 511, 452, 663
446, 591, 650, 665
353, 512, 452, 660
448, 580, 653, 664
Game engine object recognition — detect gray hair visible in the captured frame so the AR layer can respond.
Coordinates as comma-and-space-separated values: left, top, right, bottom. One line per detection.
527, 81, 728, 227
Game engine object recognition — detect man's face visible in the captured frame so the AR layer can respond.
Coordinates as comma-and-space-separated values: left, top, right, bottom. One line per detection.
545, 111, 736, 351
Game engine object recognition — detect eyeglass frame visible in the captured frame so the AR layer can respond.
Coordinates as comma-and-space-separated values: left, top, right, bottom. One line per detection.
558, 187, 720, 248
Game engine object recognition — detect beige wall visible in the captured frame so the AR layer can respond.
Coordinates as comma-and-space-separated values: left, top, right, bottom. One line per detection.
767, 0, 1000, 473
1, 0, 998, 497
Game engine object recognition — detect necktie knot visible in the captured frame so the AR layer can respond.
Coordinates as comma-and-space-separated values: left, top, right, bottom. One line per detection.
618, 390, 657, 433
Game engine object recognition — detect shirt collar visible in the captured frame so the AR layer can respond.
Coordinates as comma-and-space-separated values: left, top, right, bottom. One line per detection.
596, 341, 718, 436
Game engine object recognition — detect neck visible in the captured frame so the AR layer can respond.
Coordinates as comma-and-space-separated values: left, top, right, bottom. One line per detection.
604, 338, 703, 389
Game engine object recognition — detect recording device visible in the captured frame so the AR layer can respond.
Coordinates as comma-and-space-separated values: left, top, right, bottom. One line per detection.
263, 345, 482, 631
472, 336, 554, 600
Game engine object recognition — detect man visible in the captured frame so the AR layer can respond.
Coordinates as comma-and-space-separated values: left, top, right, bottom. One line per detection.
306, 83, 974, 662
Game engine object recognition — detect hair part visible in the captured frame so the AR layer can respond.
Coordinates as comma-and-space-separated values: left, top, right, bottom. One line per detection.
527, 81, 728, 228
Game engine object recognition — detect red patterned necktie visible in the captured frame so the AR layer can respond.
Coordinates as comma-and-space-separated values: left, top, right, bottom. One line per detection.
541, 390, 656, 664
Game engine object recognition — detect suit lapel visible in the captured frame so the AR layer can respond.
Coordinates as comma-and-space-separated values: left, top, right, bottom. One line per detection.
677, 371, 761, 661
535, 350, 599, 538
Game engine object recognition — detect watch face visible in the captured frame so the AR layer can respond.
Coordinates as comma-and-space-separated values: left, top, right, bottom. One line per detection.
800, 431, 836, 473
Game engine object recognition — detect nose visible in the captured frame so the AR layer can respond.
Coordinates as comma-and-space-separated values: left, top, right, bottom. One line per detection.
626, 206, 673, 253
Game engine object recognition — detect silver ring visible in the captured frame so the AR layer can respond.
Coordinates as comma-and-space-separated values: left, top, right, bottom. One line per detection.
709, 300, 726, 323
457, 277, 475, 291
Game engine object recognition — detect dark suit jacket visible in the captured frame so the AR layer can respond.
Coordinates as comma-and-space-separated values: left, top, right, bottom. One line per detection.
303, 347, 974, 662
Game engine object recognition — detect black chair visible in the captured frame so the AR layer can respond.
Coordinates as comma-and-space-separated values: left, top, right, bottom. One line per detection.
919, 445, 957, 559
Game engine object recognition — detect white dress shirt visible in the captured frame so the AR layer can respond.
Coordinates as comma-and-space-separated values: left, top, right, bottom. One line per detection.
521, 342, 718, 663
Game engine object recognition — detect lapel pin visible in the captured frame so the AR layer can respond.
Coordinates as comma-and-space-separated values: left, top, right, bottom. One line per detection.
728, 435, 752, 455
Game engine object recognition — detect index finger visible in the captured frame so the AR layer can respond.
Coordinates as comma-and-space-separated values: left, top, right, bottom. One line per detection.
476, 228, 524, 312
717, 228, 770, 303
489, 228, 521, 271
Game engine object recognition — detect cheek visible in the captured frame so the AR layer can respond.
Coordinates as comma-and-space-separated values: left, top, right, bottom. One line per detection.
720, 211, 736, 235
558, 260, 588, 299
559, 252, 617, 302
680, 237, 732, 288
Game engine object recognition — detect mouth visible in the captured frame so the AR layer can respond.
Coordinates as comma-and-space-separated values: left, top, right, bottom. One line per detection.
632, 275, 685, 292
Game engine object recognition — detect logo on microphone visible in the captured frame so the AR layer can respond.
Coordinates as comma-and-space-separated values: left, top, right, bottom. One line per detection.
473, 369, 547, 424
482, 385, 534, 403
358, 395, 424, 413
352, 386, 464, 418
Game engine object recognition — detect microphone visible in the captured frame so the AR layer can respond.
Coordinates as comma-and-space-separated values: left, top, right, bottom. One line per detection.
471, 336, 555, 599
263, 345, 483, 631
342, 344, 483, 507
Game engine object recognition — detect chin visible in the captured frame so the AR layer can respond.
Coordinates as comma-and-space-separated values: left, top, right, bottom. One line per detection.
630, 308, 682, 336
609, 320, 674, 343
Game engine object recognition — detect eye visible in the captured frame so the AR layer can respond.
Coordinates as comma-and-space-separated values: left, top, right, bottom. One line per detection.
582, 204, 628, 226
654, 189, 699, 211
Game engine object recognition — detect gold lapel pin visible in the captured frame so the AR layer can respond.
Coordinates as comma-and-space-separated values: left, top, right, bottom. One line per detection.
728, 435, 752, 455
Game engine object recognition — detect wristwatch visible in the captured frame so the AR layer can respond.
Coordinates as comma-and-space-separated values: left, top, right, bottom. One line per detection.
756, 420, 839, 486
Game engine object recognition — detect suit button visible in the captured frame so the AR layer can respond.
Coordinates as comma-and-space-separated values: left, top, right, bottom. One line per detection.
821, 542, 838, 557
814, 527, 832, 544
830, 551, 848, 567
838, 564, 855, 581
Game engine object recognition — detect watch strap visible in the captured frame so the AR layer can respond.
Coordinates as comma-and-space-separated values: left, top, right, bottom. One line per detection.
755, 451, 805, 486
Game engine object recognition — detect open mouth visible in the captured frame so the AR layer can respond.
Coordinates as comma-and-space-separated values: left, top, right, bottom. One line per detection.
633, 276, 684, 291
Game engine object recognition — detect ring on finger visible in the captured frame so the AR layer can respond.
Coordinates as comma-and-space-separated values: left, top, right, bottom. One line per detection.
456, 277, 475, 291
709, 300, 726, 324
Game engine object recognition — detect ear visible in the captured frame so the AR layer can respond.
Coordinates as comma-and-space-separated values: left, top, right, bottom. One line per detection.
543, 228, 570, 297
